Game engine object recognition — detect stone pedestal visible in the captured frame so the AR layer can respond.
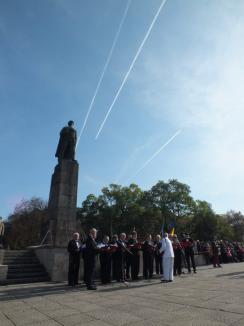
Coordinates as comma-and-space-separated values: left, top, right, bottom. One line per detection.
35, 160, 79, 281
35, 247, 75, 282
0, 249, 4, 264
48, 160, 79, 248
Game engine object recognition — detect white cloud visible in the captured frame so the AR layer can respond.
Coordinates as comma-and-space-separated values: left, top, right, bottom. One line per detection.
130, 2, 244, 210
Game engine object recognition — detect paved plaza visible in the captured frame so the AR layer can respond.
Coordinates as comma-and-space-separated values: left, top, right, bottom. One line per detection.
0, 263, 244, 326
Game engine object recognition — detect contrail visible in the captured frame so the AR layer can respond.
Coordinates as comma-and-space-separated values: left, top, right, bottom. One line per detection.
95, 0, 168, 140
125, 130, 182, 184
76, 0, 132, 147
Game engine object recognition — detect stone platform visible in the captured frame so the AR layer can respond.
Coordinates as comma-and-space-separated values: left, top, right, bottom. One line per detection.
0, 262, 244, 326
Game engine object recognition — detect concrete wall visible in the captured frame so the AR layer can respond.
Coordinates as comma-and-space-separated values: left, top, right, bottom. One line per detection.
0, 249, 7, 283
0, 265, 8, 282
195, 253, 208, 266
35, 247, 73, 282
0, 249, 4, 264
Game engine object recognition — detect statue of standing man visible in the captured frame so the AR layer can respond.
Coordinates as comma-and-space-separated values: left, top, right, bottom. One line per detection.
55, 120, 77, 162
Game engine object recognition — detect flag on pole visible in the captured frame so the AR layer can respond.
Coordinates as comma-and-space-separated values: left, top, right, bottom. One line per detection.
168, 221, 175, 236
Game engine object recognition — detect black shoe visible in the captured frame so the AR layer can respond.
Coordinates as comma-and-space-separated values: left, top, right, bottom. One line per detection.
87, 286, 97, 290
194, 271, 197, 273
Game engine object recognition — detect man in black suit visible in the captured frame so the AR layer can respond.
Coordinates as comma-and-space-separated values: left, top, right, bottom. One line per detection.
83, 228, 98, 290
182, 234, 197, 273
67, 232, 81, 286
142, 234, 154, 279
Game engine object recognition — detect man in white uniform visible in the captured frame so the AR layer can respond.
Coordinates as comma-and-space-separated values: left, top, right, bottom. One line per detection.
160, 233, 174, 282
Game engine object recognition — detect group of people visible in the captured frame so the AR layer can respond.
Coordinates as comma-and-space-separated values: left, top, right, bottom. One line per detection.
67, 229, 199, 290
67, 229, 244, 290
199, 239, 244, 267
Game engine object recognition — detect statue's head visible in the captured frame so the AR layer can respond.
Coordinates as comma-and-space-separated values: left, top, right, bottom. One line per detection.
68, 120, 74, 127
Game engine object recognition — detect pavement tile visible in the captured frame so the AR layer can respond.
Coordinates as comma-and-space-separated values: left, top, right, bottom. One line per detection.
61, 302, 104, 313
45, 308, 81, 318
78, 320, 112, 326
231, 317, 244, 326
123, 321, 169, 326
53, 312, 95, 325
86, 309, 142, 326
26, 321, 62, 326
4, 309, 51, 326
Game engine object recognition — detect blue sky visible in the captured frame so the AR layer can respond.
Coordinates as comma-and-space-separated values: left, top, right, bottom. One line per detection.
1, 0, 244, 218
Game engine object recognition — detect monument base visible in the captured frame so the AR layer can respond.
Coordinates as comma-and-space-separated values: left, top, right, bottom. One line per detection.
35, 247, 83, 282
48, 160, 79, 248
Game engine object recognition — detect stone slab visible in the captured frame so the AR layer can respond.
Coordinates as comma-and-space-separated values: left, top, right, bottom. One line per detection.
0, 265, 8, 282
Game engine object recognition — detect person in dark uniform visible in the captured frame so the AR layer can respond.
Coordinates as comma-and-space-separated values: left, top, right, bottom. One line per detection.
181, 234, 196, 273
99, 235, 112, 284
125, 234, 133, 280
142, 234, 154, 279
154, 234, 163, 275
83, 228, 98, 290
67, 232, 81, 286
110, 234, 119, 281
211, 240, 222, 268
130, 231, 141, 280
172, 234, 182, 276
114, 233, 127, 282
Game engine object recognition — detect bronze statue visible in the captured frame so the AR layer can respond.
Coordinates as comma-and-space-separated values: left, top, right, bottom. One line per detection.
55, 121, 77, 162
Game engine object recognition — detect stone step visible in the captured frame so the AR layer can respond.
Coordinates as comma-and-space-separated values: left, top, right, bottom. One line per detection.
7, 271, 49, 279
1, 250, 50, 285
0, 276, 50, 285
3, 258, 40, 264
8, 266, 46, 274
4, 253, 34, 258
8, 264, 46, 271
4, 250, 31, 254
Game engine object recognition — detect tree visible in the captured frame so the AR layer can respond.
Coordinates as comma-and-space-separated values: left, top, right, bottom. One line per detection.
5, 197, 48, 249
226, 210, 244, 241
191, 201, 218, 241
216, 215, 234, 240
78, 184, 145, 237
150, 179, 195, 226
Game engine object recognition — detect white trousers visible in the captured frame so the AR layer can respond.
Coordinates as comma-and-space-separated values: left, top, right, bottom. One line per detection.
163, 257, 174, 281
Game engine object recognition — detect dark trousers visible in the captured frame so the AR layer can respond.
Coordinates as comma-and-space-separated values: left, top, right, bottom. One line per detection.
174, 252, 182, 275
68, 254, 80, 285
125, 253, 132, 279
143, 254, 153, 279
112, 254, 124, 281
131, 254, 140, 280
154, 254, 163, 274
213, 254, 221, 267
100, 253, 111, 284
185, 251, 196, 272
84, 256, 96, 287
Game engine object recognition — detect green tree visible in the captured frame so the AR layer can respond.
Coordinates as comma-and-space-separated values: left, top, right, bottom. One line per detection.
226, 210, 244, 241
192, 201, 218, 240
150, 179, 195, 227
216, 214, 234, 240
78, 184, 145, 236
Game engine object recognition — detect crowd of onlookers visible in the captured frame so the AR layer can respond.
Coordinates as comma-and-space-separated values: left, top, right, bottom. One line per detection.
195, 239, 244, 265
